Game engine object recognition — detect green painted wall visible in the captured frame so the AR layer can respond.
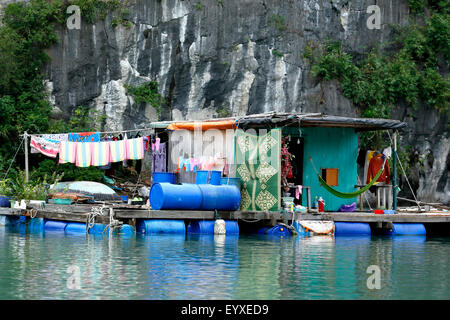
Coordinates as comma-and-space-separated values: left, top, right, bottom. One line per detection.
301, 127, 358, 211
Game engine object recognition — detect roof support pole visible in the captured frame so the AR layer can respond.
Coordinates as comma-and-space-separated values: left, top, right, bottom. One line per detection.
392, 130, 397, 211
24, 131, 29, 183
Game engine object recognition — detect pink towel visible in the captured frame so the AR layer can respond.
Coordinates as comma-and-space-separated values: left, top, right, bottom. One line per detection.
295, 185, 303, 200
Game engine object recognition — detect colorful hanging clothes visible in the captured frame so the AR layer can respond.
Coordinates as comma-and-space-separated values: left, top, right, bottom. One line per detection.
68, 132, 100, 142
91, 141, 111, 167
30, 135, 60, 158
152, 137, 160, 152
152, 143, 166, 173
75, 142, 92, 167
42, 133, 68, 142
126, 137, 145, 160
363, 150, 376, 185
58, 141, 77, 164
367, 153, 391, 184
109, 139, 127, 162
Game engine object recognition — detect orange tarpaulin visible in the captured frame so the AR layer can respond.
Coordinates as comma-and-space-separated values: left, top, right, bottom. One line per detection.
167, 120, 237, 131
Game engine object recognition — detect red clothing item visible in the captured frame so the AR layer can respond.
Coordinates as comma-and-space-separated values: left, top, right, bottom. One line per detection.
367, 154, 391, 184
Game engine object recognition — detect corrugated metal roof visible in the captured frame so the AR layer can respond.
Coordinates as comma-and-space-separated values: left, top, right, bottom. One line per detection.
150, 112, 407, 131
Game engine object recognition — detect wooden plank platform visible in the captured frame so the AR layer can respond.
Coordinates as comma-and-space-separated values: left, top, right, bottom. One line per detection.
0, 204, 449, 225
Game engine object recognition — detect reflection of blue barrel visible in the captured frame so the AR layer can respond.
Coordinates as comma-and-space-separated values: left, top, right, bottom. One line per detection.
385, 223, 426, 235
334, 222, 371, 235
220, 177, 241, 189
150, 183, 203, 210
136, 219, 186, 234
196, 170, 221, 185
28, 218, 44, 233
187, 220, 239, 235
197, 184, 241, 211
44, 220, 68, 232
153, 172, 176, 184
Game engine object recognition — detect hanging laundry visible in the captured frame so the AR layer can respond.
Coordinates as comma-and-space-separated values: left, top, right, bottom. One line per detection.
152, 143, 166, 173
190, 158, 200, 172
68, 132, 100, 142
122, 134, 129, 167
76, 142, 92, 167
382, 146, 392, 159
178, 156, 188, 171
99, 136, 113, 170
126, 137, 145, 160
367, 153, 391, 184
363, 150, 376, 186
143, 136, 150, 152
152, 137, 161, 152
109, 139, 127, 163
295, 185, 303, 200
42, 133, 68, 142
30, 135, 60, 158
58, 141, 77, 164
91, 141, 111, 167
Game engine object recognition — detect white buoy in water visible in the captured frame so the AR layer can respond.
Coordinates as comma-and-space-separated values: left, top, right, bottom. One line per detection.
214, 219, 226, 235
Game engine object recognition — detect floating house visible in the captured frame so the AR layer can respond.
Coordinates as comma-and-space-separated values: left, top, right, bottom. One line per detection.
148, 112, 406, 213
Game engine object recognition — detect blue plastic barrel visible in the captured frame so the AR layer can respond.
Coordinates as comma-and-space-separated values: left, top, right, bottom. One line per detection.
334, 222, 371, 235
385, 223, 426, 235
65, 222, 86, 234
88, 223, 107, 234
0, 196, 10, 207
197, 184, 241, 211
220, 177, 241, 189
258, 224, 292, 236
187, 220, 239, 235
196, 170, 222, 185
153, 172, 176, 184
44, 220, 68, 232
118, 224, 135, 235
150, 183, 203, 210
136, 219, 186, 235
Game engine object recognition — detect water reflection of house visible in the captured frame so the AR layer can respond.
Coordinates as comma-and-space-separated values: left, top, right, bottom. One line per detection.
150, 112, 405, 212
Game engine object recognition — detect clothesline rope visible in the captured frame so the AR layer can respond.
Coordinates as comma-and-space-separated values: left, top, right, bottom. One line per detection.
20, 126, 157, 138
2, 136, 25, 180
386, 130, 421, 209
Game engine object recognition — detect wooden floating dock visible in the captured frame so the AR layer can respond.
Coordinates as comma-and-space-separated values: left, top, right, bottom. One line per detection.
1, 204, 449, 227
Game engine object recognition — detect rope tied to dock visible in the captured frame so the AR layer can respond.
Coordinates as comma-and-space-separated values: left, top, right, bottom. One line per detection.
86, 203, 107, 233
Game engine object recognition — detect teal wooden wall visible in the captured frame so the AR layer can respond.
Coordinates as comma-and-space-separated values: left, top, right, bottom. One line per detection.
301, 127, 358, 211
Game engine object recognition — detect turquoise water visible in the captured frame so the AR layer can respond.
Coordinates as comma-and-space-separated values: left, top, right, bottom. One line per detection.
0, 226, 449, 300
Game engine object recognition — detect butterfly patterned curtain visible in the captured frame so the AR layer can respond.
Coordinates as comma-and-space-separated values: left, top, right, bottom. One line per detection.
235, 128, 281, 212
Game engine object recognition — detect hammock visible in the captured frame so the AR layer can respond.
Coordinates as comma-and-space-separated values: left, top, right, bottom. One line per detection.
310, 157, 386, 199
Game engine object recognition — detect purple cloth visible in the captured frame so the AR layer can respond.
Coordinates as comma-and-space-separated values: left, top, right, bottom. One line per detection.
152, 143, 166, 173
339, 202, 356, 212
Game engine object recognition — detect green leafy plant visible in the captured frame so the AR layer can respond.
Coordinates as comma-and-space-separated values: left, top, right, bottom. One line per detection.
0, 180, 13, 197
7, 169, 64, 200
124, 81, 165, 118
195, 1, 203, 10
272, 49, 284, 58
217, 106, 231, 118
269, 14, 287, 31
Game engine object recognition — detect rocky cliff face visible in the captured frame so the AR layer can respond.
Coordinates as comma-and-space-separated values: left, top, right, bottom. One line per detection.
4, 0, 448, 204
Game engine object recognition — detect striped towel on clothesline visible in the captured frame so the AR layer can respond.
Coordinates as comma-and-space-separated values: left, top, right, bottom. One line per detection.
58, 141, 77, 164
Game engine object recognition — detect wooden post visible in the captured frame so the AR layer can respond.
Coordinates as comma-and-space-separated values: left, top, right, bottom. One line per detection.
392, 130, 397, 211
24, 131, 29, 183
